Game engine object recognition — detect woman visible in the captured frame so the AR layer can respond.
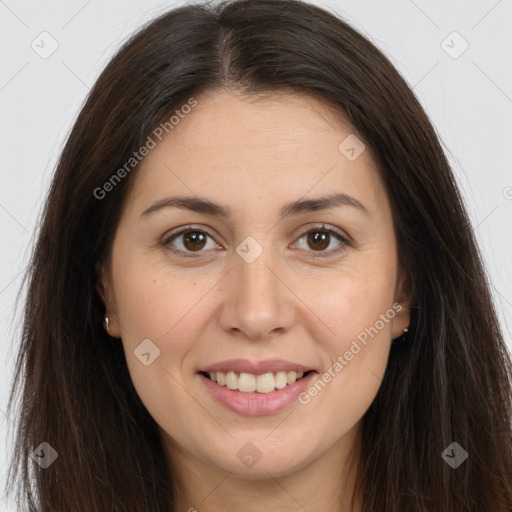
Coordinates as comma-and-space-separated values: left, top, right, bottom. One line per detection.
6, 0, 512, 510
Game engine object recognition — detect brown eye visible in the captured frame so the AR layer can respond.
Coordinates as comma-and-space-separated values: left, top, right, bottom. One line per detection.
180, 231, 208, 251
163, 227, 219, 258
306, 231, 331, 251
292, 225, 349, 258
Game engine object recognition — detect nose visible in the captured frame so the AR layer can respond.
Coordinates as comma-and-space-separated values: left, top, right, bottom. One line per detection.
218, 248, 296, 341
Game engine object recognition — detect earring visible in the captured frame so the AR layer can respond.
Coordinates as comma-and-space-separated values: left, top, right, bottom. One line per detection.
104, 315, 110, 331
392, 327, 409, 344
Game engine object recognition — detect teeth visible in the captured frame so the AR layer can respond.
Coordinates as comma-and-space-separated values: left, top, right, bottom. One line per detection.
256, 373, 275, 394
225, 371, 238, 390
216, 371, 225, 386
238, 372, 256, 392
286, 371, 297, 384
205, 370, 308, 393
275, 371, 288, 389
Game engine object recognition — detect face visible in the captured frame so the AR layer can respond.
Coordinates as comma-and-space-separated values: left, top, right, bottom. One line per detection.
99, 88, 410, 484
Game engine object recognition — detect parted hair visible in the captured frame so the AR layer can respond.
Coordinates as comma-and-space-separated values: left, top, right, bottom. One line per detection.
7, 0, 512, 510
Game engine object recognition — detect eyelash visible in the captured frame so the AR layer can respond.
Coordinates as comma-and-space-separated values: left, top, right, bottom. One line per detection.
161, 224, 351, 260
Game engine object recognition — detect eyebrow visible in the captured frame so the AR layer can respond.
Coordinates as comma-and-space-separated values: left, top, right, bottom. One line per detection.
140, 192, 369, 219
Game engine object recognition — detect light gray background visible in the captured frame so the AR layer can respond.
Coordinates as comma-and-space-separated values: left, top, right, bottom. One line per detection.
1, 0, 511, 508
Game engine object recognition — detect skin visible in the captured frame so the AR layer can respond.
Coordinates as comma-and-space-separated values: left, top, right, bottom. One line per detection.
99, 88, 410, 512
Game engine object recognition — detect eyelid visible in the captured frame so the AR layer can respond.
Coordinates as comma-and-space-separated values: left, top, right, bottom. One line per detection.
161, 224, 221, 258
161, 223, 351, 259
291, 224, 351, 258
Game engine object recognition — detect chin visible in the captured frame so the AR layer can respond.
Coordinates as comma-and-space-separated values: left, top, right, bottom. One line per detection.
197, 433, 317, 479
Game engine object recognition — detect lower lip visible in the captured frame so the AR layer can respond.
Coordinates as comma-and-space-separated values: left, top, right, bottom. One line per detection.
198, 372, 317, 416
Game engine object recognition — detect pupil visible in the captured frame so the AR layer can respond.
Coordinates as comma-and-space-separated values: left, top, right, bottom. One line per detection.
181, 230, 330, 252
184, 231, 206, 251
308, 231, 329, 251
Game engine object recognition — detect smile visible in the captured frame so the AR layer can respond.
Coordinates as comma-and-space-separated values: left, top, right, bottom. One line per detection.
202, 370, 310, 393
198, 370, 318, 416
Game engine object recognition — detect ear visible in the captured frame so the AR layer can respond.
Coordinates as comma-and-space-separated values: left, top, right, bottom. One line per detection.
95, 261, 108, 305
391, 268, 412, 339
95, 261, 121, 338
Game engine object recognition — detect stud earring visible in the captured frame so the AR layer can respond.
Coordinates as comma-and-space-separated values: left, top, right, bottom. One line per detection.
104, 316, 110, 331
392, 327, 409, 344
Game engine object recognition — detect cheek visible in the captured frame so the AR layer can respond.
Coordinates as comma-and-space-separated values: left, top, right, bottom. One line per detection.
112, 250, 217, 340
293, 259, 397, 350
113, 266, 217, 438
111, 256, 224, 416
292, 261, 396, 425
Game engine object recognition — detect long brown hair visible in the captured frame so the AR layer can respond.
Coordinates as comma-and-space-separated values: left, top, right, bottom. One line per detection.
6, 0, 512, 510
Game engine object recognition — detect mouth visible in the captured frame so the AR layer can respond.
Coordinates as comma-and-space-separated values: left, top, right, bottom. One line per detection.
197, 358, 318, 415
199, 369, 314, 394
198, 368, 318, 415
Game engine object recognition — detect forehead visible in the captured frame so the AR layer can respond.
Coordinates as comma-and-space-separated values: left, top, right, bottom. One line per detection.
127, 88, 386, 217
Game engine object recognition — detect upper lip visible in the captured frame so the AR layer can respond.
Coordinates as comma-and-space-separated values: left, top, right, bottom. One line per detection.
199, 358, 315, 375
